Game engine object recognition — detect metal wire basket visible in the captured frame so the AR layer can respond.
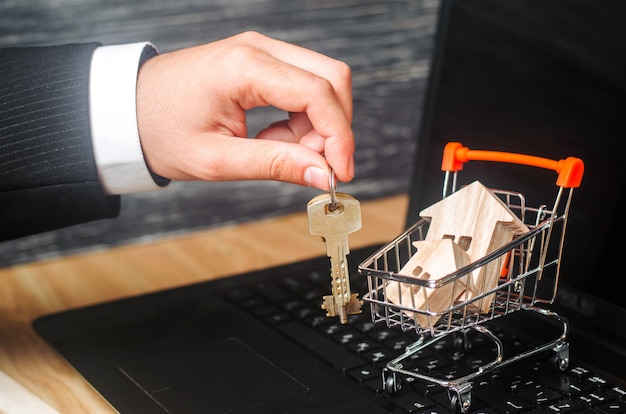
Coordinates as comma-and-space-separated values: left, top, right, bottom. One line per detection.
358, 142, 584, 412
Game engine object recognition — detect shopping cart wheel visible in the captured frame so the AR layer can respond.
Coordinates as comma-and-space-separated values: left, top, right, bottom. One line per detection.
449, 394, 464, 413
552, 342, 569, 371
384, 374, 402, 394
553, 355, 569, 371
551, 341, 570, 371
448, 384, 472, 413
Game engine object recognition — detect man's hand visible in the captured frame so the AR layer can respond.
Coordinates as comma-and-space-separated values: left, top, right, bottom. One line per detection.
136, 31, 354, 190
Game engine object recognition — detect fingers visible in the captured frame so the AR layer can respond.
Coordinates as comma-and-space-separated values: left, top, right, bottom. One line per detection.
237, 32, 353, 121
216, 32, 354, 181
255, 112, 353, 182
227, 46, 354, 180
176, 133, 334, 190
256, 113, 325, 153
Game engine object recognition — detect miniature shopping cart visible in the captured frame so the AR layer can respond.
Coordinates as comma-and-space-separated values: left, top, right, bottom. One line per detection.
358, 142, 584, 413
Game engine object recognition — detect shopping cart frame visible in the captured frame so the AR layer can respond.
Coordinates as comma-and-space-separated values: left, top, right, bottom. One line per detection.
358, 142, 584, 413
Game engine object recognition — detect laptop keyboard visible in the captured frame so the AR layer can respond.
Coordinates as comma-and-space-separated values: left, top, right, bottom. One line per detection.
224, 269, 626, 413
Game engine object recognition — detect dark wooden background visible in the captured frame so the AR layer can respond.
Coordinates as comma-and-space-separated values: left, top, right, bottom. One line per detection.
0, 0, 438, 267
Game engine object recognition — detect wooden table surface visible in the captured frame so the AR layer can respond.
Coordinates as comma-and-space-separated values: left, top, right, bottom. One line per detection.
0, 194, 408, 413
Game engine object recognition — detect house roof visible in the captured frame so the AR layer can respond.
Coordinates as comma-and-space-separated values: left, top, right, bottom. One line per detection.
419, 180, 528, 260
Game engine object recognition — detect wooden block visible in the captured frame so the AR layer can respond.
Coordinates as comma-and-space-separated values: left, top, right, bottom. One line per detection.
419, 181, 529, 313
385, 239, 470, 328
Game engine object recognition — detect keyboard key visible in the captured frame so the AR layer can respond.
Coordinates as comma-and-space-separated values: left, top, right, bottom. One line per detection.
418, 355, 453, 373
348, 365, 381, 383
596, 400, 626, 413
432, 391, 468, 412
364, 377, 385, 394
609, 384, 626, 400
352, 319, 377, 334
390, 390, 436, 412
404, 346, 436, 363
239, 296, 267, 309
278, 276, 313, 293
496, 375, 533, 393
224, 287, 254, 301
435, 365, 472, 382
346, 338, 380, 354
279, 298, 306, 311
317, 321, 350, 336
568, 365, 591, 379
300, 288, 326, 303
539, 372, 586, 396
253, 282, 291, 302
263, 311, 291, 325
583, 374, 611, 390
525, 411, 558, 414
412, 407, 455, 414
459, 351, 495, 371
474, 387, 532, 413
331, 330, 364, 345
290, 306, 318, 319
307, 268, 333, 282
385, 337, 414, 353
276, 321, 365, 372
412, 379, 445, 396
577, 390, 609, 407
517, 383, 561, 405
253, 303, 280, 316
304, 314, 327, 327
368, 328, 402, 342
544, 398, 586, 413
363, 349, 395, 366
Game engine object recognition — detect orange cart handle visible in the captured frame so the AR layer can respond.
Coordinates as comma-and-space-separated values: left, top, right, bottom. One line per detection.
441, 142, 584, 188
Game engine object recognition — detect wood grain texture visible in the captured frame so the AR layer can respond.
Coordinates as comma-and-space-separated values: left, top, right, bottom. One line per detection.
0, 0, 438, 266
386, 238, 469, 328
420, 181, 529, 312
0, 194, 407, 413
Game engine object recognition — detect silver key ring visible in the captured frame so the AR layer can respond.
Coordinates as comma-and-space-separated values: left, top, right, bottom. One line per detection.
329, 167, 337, 205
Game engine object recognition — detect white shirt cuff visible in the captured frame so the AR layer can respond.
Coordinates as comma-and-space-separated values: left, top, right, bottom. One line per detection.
89, 42, 168, 195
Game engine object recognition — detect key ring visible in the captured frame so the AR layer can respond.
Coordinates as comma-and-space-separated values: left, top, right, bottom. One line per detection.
329, 167, 337, 205
328, 168, 343, 213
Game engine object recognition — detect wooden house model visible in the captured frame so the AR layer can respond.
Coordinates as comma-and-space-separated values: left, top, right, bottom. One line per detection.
388, 180, 529, 323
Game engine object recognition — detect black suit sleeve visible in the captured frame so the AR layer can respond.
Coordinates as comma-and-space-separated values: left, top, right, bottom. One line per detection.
0, 43, 121, 241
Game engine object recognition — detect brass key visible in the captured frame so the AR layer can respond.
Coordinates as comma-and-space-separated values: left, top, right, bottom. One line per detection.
307, 171, 363, 324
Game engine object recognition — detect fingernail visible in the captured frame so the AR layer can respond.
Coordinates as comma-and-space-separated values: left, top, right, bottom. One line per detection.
348, 156, 355, 179
304, 166, 328, 190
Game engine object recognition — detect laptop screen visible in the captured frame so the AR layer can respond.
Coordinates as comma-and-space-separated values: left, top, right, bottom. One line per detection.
406, 0, 625, 310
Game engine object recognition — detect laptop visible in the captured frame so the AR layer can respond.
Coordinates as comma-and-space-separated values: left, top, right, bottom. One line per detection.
33, 0, 626, 413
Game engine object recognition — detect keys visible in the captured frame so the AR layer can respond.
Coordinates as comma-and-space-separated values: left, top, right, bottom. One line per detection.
307, 169, 363, 324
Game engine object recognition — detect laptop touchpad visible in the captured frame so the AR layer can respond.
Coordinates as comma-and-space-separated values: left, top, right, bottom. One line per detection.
119, 337, 308, 414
